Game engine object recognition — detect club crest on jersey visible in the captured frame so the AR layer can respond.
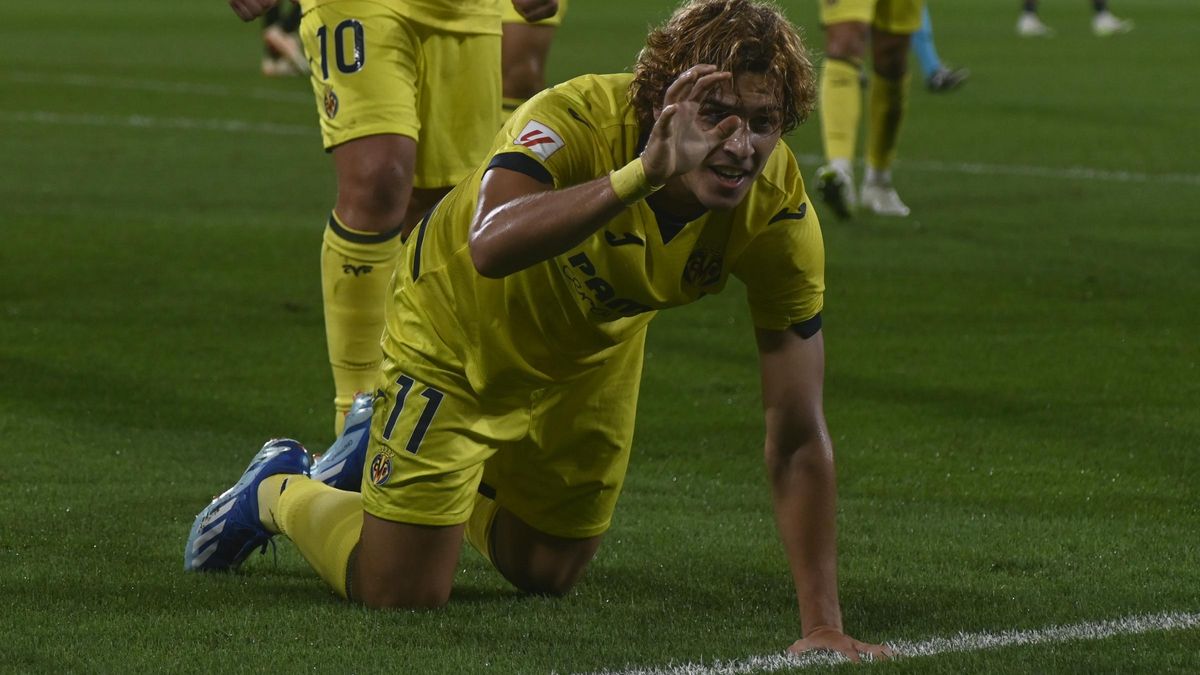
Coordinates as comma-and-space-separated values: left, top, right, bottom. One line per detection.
683, 248, 724, 288
514, 120, 565, 161
324, 88, 339, 119
369, 452, 391, 486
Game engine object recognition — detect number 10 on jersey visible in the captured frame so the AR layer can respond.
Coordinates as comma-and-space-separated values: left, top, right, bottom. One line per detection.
315, 19, 366, 80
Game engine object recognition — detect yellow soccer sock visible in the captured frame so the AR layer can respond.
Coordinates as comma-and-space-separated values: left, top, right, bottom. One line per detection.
818, 58, 863, 163
321, 212, 404, 434
464, 490, 502, 565
866, 71, 911, 172
259, 474, 362, 599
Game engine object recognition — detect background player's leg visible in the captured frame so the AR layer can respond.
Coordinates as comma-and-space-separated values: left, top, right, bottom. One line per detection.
816, 20, 869, 220
501, 22, 558, 117
323, 134, 416, 433
862, 27, 913, 217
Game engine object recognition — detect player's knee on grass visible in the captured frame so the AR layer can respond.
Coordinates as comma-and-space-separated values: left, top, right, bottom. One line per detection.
352, 515, 465, 609
491, 508, 602, 597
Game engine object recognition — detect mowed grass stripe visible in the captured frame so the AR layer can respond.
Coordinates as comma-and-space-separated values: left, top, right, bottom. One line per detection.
5, 107, 1198, 188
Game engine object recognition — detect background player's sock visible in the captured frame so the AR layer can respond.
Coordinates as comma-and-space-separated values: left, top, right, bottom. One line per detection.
321, 212, 404, 434
866, 71, 910, 173
819, 58, 863, 163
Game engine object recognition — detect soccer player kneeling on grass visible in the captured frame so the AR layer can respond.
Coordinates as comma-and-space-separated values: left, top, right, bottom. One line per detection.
186, 0, 892, 661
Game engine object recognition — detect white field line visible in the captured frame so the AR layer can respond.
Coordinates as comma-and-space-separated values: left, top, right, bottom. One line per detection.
793, 153, 1200, 187
5, 72, 310, 103
586, 611, 1200, 675
1, 110, 313, 137
2, 98, 1198, 187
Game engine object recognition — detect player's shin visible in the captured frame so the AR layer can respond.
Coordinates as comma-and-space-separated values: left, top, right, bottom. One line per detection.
321, 212, 404, 433
866, 72, 910, 172
818, 59, 863, 163
260, 474, 363, 599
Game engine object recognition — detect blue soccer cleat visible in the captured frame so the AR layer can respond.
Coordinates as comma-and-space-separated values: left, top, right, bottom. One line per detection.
309, 392, 375, 492
184, 438, 311, 572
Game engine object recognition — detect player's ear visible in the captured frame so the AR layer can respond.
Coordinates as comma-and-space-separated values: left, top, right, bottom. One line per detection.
651, 105, 662, 121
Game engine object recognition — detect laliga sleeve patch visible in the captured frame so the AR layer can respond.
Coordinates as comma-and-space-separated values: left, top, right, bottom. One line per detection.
514, 120, 565, 161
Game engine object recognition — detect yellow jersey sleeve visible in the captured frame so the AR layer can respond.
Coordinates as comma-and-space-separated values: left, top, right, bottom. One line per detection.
487, 79, 631, 190
732, 147, 826, 331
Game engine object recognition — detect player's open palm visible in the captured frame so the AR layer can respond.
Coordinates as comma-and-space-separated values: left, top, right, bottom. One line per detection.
788, 627, 895, 663
642, 65, 742, 185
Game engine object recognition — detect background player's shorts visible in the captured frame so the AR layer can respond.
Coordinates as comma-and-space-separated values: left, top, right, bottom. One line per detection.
362, 328, 645, 539
299, 0, 501, 187
501, 0, 567, 27
818, 0, 923, 34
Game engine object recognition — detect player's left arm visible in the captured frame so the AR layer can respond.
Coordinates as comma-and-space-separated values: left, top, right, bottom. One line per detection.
754, 326, 893, 661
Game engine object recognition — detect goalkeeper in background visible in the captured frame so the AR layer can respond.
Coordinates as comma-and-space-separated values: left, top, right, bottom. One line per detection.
190, 0, 892, 661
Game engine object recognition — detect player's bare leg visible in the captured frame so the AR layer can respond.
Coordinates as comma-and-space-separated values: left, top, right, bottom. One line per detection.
351, 514, 466, 608
489, 507, 602, 596
861, 27, 912, 217
501, 21, 558, 115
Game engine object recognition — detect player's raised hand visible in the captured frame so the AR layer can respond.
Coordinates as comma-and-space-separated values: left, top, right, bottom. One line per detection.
788, 627, 895, 663
641, 65, 742, 186
511, 0, 559, 22
228, 0, 279, 22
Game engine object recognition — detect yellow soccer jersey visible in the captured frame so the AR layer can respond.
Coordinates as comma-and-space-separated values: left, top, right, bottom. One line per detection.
304, 0, 501, 35
386, 73, 824, 397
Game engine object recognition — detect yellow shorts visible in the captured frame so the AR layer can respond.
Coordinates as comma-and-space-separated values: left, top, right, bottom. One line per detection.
818, 0, 924, 34
299, 0, 502, 187
501, 0, 567, 26
361, 327, 644, 539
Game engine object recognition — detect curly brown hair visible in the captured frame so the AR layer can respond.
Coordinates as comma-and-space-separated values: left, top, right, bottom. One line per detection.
629, 0, 816, 134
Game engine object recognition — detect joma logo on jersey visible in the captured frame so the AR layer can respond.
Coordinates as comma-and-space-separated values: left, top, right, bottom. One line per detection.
514, 120, 565, 161
683, 248, 723, 288
562, 251, 652, 319
343, 264, 372, 276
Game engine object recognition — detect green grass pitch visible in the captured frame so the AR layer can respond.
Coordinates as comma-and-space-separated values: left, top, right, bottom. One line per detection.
1, 0, 1198, 672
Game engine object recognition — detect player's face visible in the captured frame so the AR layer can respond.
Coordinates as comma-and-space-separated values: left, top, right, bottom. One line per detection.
678, 73, 783, 211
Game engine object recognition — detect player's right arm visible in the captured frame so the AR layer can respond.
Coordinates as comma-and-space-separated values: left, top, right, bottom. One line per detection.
468, 65, 740, 278
228, 0, 278, 21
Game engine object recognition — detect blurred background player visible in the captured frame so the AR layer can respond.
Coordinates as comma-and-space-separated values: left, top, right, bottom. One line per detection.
912, 6, 968, 93
815, 0, 923, 219
260, 0, 309, 77
501, 0, 566, 118
1017, 1, 1133, 37
226, 0, 557, 434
